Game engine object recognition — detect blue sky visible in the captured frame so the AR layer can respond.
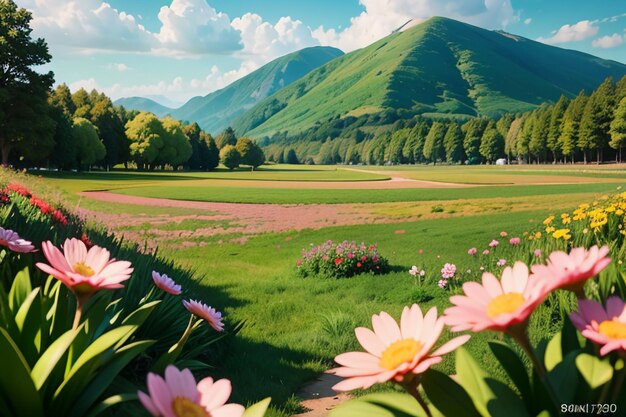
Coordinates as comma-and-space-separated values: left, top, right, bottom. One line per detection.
16, 0, 626, 106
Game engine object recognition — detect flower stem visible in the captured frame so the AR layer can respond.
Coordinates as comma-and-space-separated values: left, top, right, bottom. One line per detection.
610, 362, 626, 403
400, 380, 433, 417
72, 297, 85, 329
510, 331, 562, 416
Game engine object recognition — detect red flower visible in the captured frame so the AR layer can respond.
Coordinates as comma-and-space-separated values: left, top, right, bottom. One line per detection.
357, 262, 362, 267
418, 249, 424, 254
361, 255, 367, 261
52, 210, 68, 225
334, 258, 343, 266
80, 232, 93, 248
296, 259, 302, 267
6, 183, 31, 197
30, 196, 53, 214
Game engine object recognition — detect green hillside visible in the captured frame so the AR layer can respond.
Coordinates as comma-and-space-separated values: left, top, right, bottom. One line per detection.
170, 46, 343, 134
233, 17, 626, 138
113, 97, 173, 118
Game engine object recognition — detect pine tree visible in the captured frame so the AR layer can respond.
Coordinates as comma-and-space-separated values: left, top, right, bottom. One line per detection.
423, 122, 446, 164
479, 122, 504, 163
547, 96, 569, 162
443, 123, 464, 163
529, 107, 550, 163
610, 96, 626, 162
463, 118, 488, 164
558, 91, 588, 163
579, 77, 615, 163
505, 118, 523, 162
516, 114, 534, 163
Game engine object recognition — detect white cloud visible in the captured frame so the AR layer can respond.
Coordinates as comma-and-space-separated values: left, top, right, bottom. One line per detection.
156, 0, 242, 54
111, 63, 129, 72
537, 20, 599, 45
312, 0, 518, 52
69, 77, 187, 101
592, 33, 624, 49
524, 18, 532, 25
18, 0, 155, 52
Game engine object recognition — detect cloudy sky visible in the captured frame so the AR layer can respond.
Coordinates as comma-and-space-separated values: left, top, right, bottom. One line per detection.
16, 0, 626, 106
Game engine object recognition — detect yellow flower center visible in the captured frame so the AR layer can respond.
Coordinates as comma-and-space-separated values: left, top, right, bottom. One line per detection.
172, 397, 209, 417
598, 320, 626, 340
379, 339, 422, 370
486, 293, 525, 318
73, 262, 95, 277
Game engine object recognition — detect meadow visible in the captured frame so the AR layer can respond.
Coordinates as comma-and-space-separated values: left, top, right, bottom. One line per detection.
6, 163, 626, 417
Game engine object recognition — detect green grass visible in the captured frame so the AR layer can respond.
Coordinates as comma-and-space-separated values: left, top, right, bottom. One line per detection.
168, 209, 557, 415
114, 182, 624, 204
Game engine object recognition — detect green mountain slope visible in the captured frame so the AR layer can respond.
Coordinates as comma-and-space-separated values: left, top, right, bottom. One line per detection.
233, 17, 626, 138
113, 97, 173, 118
170, 46, 343, 133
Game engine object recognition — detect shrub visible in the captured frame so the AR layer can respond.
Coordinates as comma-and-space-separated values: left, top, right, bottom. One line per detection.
297, 240, 390, 278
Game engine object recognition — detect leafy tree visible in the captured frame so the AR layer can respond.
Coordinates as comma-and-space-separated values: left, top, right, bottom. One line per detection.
90, 94, 127, 168
182, 123, 203, 170
505, 118, 523, 161
443, 123, 464, 163
285, 148, 299, 164
236, 137, 265, 169
72, 117, 106, 167
72, 88, 92, 119
220, 145, 240, 170
516, 114, 534, 163
479, 122, 504, 163
202, 131, 219, 171
388, 129, 408, 164
495, 114, 514, 140
529, 107, 550, 162
215, 127, 237, 149
559, 91, 588, 163
160, 117, 192, 168
579, 77, 615, 163
409, 121, 430, 163
125, 112, 166, 169
423, 122, 446, 164
0, 0, 55, 166
462, 118, 488, 163
547, 96, 569, 161
49, 83, 76, 116
317, 138, 337, 165
610, 96, 626, 162
47, 100, 76, 169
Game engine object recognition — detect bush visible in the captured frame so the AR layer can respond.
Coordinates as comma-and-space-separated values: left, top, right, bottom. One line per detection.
297, 240, 390, 278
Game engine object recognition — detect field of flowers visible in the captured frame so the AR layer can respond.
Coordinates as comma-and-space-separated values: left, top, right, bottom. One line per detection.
0, 179, 270, 417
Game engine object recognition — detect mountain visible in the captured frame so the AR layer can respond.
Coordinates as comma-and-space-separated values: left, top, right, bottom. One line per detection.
143, 95, 184, 109
170, 46, 344, 133
232, 17, 626, 139
113, 97, 173, 118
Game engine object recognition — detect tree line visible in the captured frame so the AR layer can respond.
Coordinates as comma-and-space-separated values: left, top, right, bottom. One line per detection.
0, 0, 265, 171
262, 75, 626, 166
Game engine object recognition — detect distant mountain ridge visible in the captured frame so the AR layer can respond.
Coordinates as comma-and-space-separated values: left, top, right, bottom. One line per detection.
114, 46, 343, 133
231, 17, 626, 139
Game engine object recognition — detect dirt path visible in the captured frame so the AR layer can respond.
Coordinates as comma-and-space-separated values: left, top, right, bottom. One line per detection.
293, 374, 350, 417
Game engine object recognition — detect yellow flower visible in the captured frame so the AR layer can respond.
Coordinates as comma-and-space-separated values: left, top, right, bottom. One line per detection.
616, 209, 624, 216
545, 226, 555, 233
534, 232, 542, 239
543, 216, 555, 225
552, 229, 571, 240
579, 203, 590, 210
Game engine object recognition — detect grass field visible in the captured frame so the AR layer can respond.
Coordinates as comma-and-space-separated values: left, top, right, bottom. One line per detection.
22, 164, 626, 416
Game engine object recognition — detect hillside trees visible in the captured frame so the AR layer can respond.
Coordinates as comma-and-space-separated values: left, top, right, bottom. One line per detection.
463, 118, 488, 163
216, 127, 237, 149
479, 122, 504, 163
236, 137, 265, 169
579, 77, 615, 163
0, 0, 55, 166
610, 97, 626, 162
443, 123, 464, 163
559, 91, 588, 163
72, 117, 106, 167
125, 112, 166, 169
423, 122, 446, 164
220, 145, 240, 170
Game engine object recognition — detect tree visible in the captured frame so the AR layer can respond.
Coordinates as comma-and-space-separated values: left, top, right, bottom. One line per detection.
409, 121, 430, 163
215, 127, 237, 149
443, 123, 464, 163
220, 145, 240, 170
480, 122, 504, 163
463, 118, 488, 164
285, 148, 299, 164
160, 117, 192, 168
48, 99, 76, 169
423, 122, 446, 164
559, 91, 588, 163
529, 107, 550, 162
72, 118, 106, 168
610, 96, 626, 162
0, 0, 55, 166
49, 83, 76, 116
125, 112, 166, 169
579, 78, 615, 163
235, 137, 265, 169
202, 132, 220, 171
72, 88, 92, 119
505, 117, 523, 162
516, 114, 534, 163
182, 123, 202, 170
90, 94, 128, 169
388, 129, 408, 164
547, 96, 569, 161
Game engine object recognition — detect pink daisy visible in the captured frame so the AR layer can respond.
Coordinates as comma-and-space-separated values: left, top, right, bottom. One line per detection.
152, 271, 182, 295
441, 263, 456, 279
509, 237, 521, 246
409, 266, 419, 276
329, 304, 469, 391
489, 240, 499, 248
531, 246, 610, 294
534, 249, 542, 258
444, 262, 548, 333
468, 248, 477, 255
138, 365, 244, 417
36, 238, 133, 298
570, 297, 626, 356
183, 299, 224, 332
0, 227, 36, 253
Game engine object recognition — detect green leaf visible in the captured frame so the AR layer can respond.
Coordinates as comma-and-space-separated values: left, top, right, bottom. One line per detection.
69, 340, 155, 417
330, 393, 426, 417
8, 267, 31, 313
456, 347, 529, 417
561, 318, 581, 355
31, 326, 82, 391
575, 353, 613, 390
0, 328, 44, 417
242, 397, 272, 417
544, 332, 562, 372
421, 369, 482, 417
84, 393, 138, 417
116, 300, 159, 348
489, 341, 532, 404
547, 350, 579, 404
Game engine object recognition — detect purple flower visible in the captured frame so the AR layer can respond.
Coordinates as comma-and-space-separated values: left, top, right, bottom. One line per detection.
0, 227, 35, 253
